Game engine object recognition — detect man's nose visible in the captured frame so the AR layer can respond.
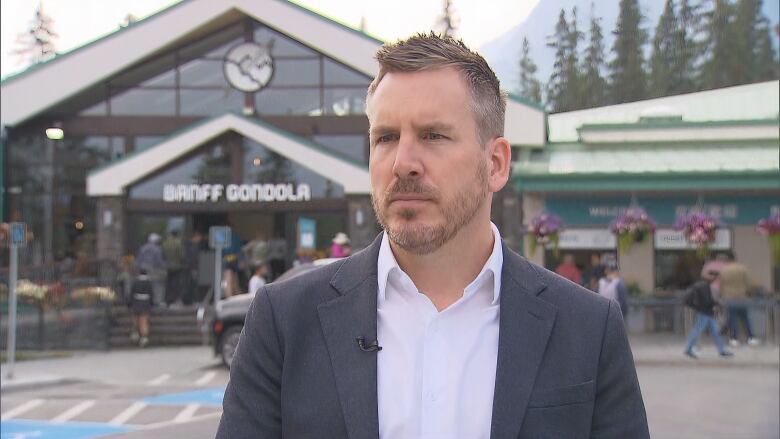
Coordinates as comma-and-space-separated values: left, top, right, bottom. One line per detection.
391, 135, 423, 179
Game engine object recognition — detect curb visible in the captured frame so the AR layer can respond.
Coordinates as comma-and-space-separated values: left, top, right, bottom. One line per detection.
0, 377, 81, 393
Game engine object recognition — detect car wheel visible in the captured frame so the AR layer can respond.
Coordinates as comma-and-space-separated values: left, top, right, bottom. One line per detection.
220, 325, 243, 369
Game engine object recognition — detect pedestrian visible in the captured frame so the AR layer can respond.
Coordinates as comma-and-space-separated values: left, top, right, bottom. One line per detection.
329, 232, 352, 258
555, 253, 582, 285
582, 252, 605, 291
683, 270, 734, 358
135, 233, 165, 306
130, 268, 154, 347
162, 229, 185, 306
248, 263, 268, 295
598, 262, 629, 319
183, 230, 204, 305
718, 251, 760, 346
217, 33, 648, 438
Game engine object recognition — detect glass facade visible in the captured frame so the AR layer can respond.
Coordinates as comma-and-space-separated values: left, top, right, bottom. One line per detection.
5, 15, 370, 264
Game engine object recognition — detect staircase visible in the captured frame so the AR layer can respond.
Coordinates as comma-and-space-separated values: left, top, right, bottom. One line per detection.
109, 305, 205, 348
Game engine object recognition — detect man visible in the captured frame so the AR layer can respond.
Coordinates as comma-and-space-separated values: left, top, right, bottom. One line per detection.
217, 33, 648, 438
135, 233, 165, 306
682, 270, 733, 359
555, 253, 582, 285
718, 251, 760, 346
161, 229, 185, 306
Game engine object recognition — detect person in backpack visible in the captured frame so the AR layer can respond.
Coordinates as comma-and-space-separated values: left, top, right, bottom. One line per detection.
136, 233, 165, 306
683, 270, 734, 359
130, 268, 154, 347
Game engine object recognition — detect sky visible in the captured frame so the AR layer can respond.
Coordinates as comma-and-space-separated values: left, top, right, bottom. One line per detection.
0, 0, 540, 79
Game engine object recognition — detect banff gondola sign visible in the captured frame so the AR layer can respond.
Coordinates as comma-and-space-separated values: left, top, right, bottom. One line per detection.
163, 183, 311, 203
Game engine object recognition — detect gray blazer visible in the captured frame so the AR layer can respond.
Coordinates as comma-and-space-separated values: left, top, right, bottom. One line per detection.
217, 234, 649, 438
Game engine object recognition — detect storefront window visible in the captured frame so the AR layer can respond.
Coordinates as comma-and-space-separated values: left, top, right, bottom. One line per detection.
255, 88, 321, 115
110, 88, 176, 115
313, 134, 366, 163
323, 59, 371, 86
135, 136, 166, 152
655, 251, 702, 291
179, 58, 229, 87
254, 26, 316, 57
180, 88, 245, 116
324, 88, 366, 115
271, 59, 320, 86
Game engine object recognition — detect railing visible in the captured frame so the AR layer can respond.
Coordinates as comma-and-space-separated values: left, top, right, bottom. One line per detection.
626, 292, 780, 343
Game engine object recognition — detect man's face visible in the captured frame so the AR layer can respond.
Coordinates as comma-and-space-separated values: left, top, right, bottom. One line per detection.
367, 67, 495, 255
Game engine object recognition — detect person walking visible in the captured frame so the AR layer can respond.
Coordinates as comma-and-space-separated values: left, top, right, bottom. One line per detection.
130, 268, 154, 347
135, 233, 165, 306
329, 232, 352, 258
683, 270, 734, 358
248, 263, 269, 296
162, 229, 185, 306
719, 251, 760, 346
598, 263, 629, 319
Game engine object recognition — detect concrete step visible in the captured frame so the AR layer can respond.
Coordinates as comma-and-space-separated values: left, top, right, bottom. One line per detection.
108, 305, 204, 348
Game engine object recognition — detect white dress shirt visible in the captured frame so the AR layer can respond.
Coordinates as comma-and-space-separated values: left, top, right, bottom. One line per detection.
376, 223, 503, 439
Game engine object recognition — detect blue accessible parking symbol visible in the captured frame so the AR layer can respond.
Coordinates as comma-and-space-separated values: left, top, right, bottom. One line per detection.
143, 387, 225, 407
0, 419, 130, 439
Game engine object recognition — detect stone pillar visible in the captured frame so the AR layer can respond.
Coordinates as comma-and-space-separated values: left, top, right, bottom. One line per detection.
618, 235, 655, 294
347, 195, 380, 251
521, 192, 545, 266
96, 197, 124, 262
733, 225, 772, 290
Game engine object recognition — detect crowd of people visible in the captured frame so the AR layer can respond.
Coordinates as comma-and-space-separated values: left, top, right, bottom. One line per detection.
555, 252, 628, 318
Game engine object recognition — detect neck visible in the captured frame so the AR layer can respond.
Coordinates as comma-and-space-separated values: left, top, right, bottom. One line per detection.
390, 211, 495, 311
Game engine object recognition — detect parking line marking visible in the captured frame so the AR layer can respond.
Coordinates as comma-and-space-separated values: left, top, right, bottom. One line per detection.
195, 371, 216, 386
148, 374, 171, 386
1, 399, 44, 420
141, 409, 221, 430
51, 400, 96, 423
108, 401, 148, 426
173, 403, 200, 423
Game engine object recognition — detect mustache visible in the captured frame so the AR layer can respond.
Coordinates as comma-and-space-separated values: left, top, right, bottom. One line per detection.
383, 178, 439, 203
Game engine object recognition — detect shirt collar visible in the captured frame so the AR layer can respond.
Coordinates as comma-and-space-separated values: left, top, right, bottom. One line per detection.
377, 222, 504, 305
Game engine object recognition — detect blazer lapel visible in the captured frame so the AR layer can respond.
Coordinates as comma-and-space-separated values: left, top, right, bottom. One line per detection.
317, 235, 382, 439
491, 245, 558, 439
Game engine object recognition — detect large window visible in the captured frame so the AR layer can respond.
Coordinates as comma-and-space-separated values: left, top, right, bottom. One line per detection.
73, 20, 372, 118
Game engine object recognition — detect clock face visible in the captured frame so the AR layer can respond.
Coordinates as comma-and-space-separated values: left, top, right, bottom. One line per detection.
223, 42, 274, 92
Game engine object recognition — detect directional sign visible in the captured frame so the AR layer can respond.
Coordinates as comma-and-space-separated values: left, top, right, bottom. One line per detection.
0, 419, 130, 439
209, 226, 231, 250
10, 222, 26, 247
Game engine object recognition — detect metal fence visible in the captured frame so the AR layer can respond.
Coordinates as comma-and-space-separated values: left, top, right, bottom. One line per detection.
0, 259, 122, 350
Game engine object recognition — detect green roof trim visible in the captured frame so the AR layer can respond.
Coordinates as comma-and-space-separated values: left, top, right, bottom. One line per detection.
1, 0, 187, 84
506, 92, 546, 111
578, 118, 780, 132
88, 111, 368, 179
512, 169, 780, 192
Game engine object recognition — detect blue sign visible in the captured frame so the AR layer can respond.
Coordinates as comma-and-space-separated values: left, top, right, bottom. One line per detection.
209, 226, 231, 250
10, 222, 26, 246
298, 217, 316, 250
142, 387, 225, 407
0, 419, 130, 439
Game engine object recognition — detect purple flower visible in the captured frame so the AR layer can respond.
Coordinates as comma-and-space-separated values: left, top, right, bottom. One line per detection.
757, 213, 780, 235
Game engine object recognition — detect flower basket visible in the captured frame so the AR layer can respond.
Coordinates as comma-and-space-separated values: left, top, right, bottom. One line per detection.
609, 208, 656, 253
15, 280, 50, 305
70, 286, 118, 306
527, 213, 563, 257
674, 211, 721, 259
757, 213, 780, 266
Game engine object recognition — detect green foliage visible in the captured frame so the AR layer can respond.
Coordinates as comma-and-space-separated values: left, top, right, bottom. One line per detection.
608, 0, 648, 104
649, 0, 680, 97
546, 8, 585, 112
582, 4, 608, 108
518, 37, 542, 103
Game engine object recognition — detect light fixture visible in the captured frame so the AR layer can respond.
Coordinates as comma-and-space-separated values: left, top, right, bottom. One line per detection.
74, 220, 84, 230
252, 157, 262, 166
46, 122, 64, 140
242, 105, 254, 116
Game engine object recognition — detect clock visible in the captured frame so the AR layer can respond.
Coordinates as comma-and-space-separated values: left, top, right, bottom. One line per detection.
223, 42, 274, 93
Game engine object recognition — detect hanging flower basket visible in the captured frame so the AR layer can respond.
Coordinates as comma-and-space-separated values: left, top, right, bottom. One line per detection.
757, 213, 780, 266
527, 213, 563, 257
674, 211, 721, 259
609, 208, 656, 253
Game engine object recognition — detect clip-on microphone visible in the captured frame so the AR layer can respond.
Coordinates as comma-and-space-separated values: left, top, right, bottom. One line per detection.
356, 336, 382, 352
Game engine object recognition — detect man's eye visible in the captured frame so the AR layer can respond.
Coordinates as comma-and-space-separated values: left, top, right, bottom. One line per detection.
423, 132, 446, 141
375, 134, 398, 144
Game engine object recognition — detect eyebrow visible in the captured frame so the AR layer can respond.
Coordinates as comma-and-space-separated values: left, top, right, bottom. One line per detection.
413, 121, 456, 133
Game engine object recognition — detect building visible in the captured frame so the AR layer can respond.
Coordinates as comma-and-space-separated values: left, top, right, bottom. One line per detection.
1, 0, 544, 271
515, 81, 780, 292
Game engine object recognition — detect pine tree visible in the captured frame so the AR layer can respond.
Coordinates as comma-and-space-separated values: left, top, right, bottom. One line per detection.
700, 0, 739, 89
564, 7, 585, 110
608, 0, 648, 104
13, 2, 58, 66
674, 0, 703, 93
582, 4, 608, 108
732, 0, 763, 83
547, 9, 571, 112
437, 0, 459, 37
752, 15, 779, 81
517, 37, 542, 104
649, 0, 679, 97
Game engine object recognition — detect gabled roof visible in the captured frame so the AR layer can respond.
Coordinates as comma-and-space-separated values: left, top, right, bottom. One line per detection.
86, 113, 370, 196
548, 81, 780, 142
0, 0, 546, 146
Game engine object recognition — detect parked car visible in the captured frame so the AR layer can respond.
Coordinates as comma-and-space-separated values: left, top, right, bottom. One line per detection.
200, 258, 341, 368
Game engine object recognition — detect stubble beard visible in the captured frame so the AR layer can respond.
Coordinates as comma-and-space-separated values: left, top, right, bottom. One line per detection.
371, 162, 490, 255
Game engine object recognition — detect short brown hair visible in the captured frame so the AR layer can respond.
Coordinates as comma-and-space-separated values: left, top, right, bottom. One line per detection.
367, 32, 506, 145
